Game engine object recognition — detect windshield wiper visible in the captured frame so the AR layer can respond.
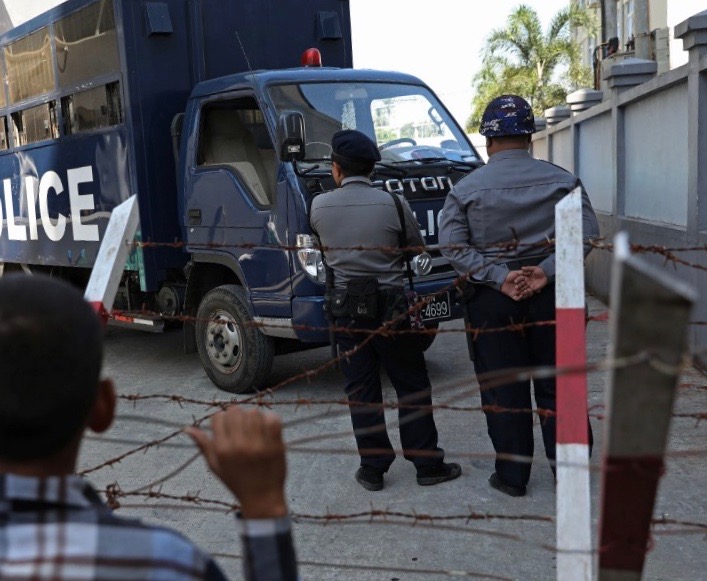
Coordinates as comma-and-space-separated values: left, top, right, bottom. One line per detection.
373, 161, 407, 178
390, 157, 479, 172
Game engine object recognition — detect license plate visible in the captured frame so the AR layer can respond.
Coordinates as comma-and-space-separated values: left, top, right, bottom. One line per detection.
420, 292, 451, 322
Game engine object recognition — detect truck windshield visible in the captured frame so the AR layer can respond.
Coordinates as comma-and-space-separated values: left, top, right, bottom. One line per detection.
268, 82, 478, 164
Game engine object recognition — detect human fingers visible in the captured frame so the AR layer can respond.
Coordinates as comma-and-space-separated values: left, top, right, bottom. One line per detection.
185, 427, 218, 470
262, 411, 284, 447
211, 409, 230, 444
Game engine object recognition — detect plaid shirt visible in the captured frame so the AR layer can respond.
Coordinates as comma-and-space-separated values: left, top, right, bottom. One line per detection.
0, 474, 297, 581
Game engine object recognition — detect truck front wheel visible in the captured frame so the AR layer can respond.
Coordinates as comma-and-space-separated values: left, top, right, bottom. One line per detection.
196, 285, 274, 393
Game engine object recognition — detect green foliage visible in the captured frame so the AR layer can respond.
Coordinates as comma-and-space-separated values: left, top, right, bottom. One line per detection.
466, 3, 595, 132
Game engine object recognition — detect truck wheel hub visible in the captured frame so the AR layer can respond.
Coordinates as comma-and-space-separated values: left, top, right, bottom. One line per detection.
205, 310, 243, 372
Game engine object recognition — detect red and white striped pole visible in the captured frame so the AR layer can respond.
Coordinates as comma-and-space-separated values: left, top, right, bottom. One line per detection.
555, 188, 592, 580
598, 233, 696, 580
84, 195, 140, 325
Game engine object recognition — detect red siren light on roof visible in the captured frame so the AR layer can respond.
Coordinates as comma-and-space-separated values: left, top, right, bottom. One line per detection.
301, 48, 322, 67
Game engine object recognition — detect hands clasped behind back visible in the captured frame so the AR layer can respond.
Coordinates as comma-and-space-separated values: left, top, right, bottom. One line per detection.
500, 266, 549, 301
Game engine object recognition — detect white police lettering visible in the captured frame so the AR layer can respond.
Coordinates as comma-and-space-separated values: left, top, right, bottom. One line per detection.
39, 171, 67, 242
25, 176, 39, 240
3, 179, 27, 241
68, 167, 99, 241
0, 166, 99, 243
412, 209, 439, 239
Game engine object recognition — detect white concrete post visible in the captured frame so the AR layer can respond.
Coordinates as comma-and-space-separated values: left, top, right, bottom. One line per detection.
597, 233, 696, 580
84, 196, 140, 324
555, 188, 592, 581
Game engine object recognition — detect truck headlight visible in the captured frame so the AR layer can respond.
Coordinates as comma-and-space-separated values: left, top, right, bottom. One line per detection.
296, 234, 326, 283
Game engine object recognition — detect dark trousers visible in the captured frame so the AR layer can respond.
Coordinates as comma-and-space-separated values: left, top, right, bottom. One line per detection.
468, 285, 593, 488
336, 319, 444, 472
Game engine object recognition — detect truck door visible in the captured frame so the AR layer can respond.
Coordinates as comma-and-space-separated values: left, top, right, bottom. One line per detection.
185, 95, 291, 317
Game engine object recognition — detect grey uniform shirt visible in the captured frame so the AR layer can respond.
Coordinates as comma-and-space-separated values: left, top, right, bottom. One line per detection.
438, 149, 599, 290
310, 176, 424, 290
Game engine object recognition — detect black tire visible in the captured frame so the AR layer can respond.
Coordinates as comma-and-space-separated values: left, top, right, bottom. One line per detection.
418, 321, 439, 352
196, 285, 274, 393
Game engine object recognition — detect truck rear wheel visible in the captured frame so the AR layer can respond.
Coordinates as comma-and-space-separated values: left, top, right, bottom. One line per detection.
196, 285, 274, 393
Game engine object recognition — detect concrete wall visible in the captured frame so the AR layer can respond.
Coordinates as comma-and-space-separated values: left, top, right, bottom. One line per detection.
532, 9, 707, 348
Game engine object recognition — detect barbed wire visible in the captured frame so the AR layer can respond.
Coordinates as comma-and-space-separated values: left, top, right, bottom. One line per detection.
82, 347, 700, 477
114, 393, 705, 423
83, 236, 707, 576
133, 237, 707, 257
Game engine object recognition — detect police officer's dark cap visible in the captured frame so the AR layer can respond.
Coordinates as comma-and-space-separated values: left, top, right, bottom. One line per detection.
331, 130, 382, 163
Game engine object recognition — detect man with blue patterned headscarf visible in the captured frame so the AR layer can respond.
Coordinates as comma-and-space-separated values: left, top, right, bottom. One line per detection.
438, 95, 599, 497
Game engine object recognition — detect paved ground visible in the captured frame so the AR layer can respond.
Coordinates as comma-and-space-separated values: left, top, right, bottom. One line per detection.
79, 296, 707, 580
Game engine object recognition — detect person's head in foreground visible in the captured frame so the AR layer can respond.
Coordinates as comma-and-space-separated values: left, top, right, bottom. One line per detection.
0, 274, 114, 475
0, 274, 296, 580
0, 273, 287, 518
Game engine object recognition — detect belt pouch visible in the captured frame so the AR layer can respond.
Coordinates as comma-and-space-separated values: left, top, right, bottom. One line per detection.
327, 288, 350, 319
346, 278, 379, 320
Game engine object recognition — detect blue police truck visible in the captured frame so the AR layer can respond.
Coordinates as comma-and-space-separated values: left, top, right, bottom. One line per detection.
0, 0, 483, 392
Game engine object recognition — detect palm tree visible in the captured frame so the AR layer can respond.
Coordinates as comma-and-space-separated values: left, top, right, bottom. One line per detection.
466, 4, 595, 132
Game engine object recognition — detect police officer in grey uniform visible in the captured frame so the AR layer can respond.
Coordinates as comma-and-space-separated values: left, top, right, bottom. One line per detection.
310, 130, 461, 492
438, 96, 599, 497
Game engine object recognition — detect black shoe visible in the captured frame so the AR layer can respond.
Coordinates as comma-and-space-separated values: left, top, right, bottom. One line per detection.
355, 466, 384, 491
416, 462, 462, 486
489, 472, 526, 497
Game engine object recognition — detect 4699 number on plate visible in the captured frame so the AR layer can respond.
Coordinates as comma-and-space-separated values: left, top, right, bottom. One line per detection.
420, 292, 451, 322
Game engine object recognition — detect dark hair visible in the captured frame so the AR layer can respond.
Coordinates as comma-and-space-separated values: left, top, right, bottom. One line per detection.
332, 154, 375, 178
0, 274, 104, 461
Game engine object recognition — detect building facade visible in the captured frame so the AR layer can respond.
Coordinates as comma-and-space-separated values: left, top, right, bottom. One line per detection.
572, 0, 703, 79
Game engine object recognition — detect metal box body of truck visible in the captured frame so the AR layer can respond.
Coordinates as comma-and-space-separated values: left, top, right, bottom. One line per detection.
0, 0, 351, 290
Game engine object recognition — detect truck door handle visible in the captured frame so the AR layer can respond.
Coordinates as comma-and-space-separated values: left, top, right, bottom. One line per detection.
188, 209, 202, 225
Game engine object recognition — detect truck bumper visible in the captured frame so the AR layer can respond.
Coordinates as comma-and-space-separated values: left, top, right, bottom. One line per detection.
292, 279, 464, 343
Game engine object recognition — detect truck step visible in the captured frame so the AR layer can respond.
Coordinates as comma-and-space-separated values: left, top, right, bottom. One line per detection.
108, 312, 165, 333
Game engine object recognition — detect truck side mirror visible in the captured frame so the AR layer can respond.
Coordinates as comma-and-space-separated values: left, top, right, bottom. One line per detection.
277, 111, 306, 162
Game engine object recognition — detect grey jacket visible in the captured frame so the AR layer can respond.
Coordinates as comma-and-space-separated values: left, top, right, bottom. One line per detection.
310, 176, 424, 290
438, 149, 599, 289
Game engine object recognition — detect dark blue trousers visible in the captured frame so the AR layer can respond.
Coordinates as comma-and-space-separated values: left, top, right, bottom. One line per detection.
336, 318, 444, 472
468, 284, 593, 488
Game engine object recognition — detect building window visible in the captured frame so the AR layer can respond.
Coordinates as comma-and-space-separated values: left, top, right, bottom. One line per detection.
0, 58, 6, 110
62, 81, 123, 134
11, 102, 59, 146
625, 0, 634, 42
5, 28, 55, 104
54, 0, 120, 89
0, 117, 9, 150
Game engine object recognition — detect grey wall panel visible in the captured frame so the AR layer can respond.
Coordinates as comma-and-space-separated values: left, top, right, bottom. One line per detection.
578, 113, 614, 214
624, 83, 689, 227
551, 128, 573, 171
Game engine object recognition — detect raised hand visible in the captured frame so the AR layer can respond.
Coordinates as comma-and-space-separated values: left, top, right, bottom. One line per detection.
186, 406, 288, 519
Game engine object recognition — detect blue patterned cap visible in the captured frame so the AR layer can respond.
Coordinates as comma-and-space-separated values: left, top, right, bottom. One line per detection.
479, 95, 536, 137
